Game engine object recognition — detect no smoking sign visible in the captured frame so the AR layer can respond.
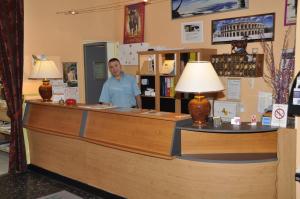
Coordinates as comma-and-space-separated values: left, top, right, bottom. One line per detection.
271, 104, 288, 127
274, 108, 285, 119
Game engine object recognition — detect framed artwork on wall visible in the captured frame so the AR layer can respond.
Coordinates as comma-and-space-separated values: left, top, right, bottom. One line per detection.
181, 21, 204, 43
63, 62, 78, 87
211, 13, 275, 44
172, 0, 248, 19
123, 2, 145, 44
284, 0, 297, 25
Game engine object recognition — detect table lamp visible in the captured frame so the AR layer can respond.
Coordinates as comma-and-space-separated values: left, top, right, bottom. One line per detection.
29, 59, 61, 102
175, 61, 224, 126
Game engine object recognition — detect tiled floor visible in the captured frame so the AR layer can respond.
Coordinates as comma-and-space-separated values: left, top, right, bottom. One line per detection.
0, 151, 8, 175
0, 171, 105, 199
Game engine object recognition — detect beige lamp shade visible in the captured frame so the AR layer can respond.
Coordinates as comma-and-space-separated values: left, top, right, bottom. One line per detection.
175, 61, 224, 93
29, 60, 61, 79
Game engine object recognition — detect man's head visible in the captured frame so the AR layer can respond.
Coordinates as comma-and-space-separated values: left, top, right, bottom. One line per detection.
108, 58, 122, 79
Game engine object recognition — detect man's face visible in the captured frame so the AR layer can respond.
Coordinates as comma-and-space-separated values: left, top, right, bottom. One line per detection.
108, 61, 121, 78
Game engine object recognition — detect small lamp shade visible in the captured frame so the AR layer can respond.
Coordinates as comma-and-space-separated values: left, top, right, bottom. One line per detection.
175, 61, 224, 126
175, 61, 224, 93
29, 60, 61, 79
29, 60, 62, 102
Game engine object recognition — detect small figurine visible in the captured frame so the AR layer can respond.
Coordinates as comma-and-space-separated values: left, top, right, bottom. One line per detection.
231, 117, 241, 125
250, 115, 257, 125
231, 35, 248, 54
58, 98, 65, 105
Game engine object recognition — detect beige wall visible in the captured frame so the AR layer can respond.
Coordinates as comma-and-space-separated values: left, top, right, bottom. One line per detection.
24, 0, 296, 120
24, 0, 120, 101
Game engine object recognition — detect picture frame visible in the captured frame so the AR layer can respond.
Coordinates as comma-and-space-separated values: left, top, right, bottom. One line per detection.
181, 21, 204, 43
172, 0, 248, 19
123, 2, 145, 44
211, 13, 275, 44
284, 0, 297, 26
63, 62, 78, 87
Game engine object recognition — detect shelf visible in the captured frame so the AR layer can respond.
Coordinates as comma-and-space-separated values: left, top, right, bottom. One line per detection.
178, 153, 277, 163
159, 74, 176, 77
160, 96, 175, 99
0, 130, 10, 135
140, 74, 155, 76
211, 54, 264, 77
141, 95, 155, 98
0, 122, 10, 135
138, 48, 217, 113
0, 143, 9, 153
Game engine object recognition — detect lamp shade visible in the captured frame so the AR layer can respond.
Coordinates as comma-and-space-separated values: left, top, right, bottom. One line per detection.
175, 61, 224, 93
29, 60, 61, 79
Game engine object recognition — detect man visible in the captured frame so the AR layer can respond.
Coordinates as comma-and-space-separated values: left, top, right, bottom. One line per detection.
99, 58, 142, 108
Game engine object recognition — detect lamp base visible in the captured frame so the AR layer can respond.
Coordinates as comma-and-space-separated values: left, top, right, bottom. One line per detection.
39, 80, 53, 102
188, 94, 211, 127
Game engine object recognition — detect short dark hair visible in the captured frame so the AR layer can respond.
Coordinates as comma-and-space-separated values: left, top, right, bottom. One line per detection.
108, 58, 120, 64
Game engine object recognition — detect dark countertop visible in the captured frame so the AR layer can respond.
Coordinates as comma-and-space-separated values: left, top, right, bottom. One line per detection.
178, 122, 278, 134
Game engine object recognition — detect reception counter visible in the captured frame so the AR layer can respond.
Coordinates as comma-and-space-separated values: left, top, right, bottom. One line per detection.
23, 101, 296, 199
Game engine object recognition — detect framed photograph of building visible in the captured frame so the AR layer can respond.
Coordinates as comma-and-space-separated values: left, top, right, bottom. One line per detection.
172, 0, 248, 19
123, 2, 145, 44
284, 0, 297, 25
212, 13, 275, 44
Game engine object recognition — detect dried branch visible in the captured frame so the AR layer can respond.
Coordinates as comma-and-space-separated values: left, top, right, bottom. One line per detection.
260, 28, 295, 104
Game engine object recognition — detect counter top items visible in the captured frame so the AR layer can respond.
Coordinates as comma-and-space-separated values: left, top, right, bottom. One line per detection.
28, 57, 62, 102
175, 61, 224, 127
179, 122, 278, 133
65, 98, 76, 105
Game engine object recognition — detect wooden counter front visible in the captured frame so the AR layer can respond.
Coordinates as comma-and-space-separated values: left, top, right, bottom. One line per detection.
23, 101, 296, 199
23, 101, 191, 159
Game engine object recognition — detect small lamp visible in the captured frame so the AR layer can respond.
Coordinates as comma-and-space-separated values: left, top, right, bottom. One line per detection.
175, 61, 224, 126
29, 59, 61, 102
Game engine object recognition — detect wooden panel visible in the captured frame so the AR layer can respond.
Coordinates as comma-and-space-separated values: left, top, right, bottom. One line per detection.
277, 128, 296, 199
84, 111, 175, 157
28, 131, 277, 199
181, 130, 277, 154
24, 104, 83, 136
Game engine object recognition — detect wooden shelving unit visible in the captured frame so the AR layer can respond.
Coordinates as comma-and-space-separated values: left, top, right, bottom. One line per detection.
0, 100, 10, 153
138, 48, 217, 113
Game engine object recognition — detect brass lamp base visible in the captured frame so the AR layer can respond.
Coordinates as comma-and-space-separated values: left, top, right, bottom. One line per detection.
39, 80, 53, 102
188, 94, 211, 127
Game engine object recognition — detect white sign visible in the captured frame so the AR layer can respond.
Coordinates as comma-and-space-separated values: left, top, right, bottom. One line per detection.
119, 43, 149, 65
227, 78, 241, 100
181, 21, 203, 43
271, 104, 288, 127
258, 92, 273, 113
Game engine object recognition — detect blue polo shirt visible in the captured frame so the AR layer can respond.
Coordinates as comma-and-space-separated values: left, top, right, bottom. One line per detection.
99, 73, 141, 108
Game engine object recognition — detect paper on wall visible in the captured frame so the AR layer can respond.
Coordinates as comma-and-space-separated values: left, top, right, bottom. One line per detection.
257, 92, 272, 113
119, 43, 149, 65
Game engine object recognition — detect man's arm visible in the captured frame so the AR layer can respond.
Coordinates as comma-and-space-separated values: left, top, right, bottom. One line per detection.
99, 82, 111, 104
135, 95, 142, 109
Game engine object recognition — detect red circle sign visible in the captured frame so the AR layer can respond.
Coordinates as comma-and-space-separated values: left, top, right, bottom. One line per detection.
274, 108, 285, 119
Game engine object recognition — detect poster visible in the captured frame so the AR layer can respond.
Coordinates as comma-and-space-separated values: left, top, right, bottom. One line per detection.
63, 62, 78, 87
123, 2, 145, 44
181, 21, 203, 43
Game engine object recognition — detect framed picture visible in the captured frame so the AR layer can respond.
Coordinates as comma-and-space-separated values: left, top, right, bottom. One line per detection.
212, 13, 275, 44
172, 0, 248, 19
285, 0, 297, 25
63, 62, 78, 87
181, 21, 203, 43
123, 2, 145, 44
